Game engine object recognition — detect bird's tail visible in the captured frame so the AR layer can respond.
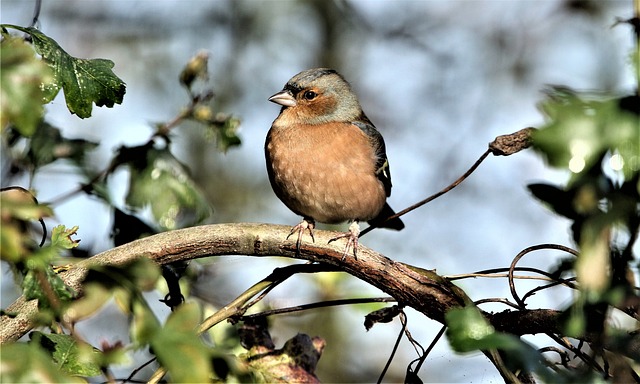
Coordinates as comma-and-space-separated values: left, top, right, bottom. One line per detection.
368, 203, 404, 231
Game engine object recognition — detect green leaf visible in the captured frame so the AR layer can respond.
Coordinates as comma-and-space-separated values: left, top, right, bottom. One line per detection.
0, 187, 53, 222
0, 223, 27, 262
76, 258, 162, 344
576, 220, 611, 294
0, 34, 54, 136
2, 25, 126, 118
445, 307, 555, 381
124, 256, 163, 291
83, 257, 161, 293
130, 299, 161, 346
25, 121, 99, 168
201, 113, 242, 152
51, 225, 81, 249
533, 87, 639, 181
63, 282, 113, 322
121, 145, 212, 230
0, 198, 48, 259
0, 342, 84, 383
152, 302, 213, 382
218, 115, 242, 151
164, 300, 202, 333
30, 331, 103, 377
445, 306, 499, 352
563, 298, 588, 337
631, 46, 640, 86
22, 264, 77, 308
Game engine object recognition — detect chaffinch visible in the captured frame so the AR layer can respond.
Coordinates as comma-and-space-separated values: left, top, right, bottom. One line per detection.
265, 68, 404, 259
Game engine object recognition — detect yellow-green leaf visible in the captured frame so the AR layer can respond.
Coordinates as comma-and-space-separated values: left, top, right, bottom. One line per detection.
0, 342, 84, 383
152, 302, 212, 382
0, 34, 54, 136
30, 331, 103, 377
51, 225, 81, 249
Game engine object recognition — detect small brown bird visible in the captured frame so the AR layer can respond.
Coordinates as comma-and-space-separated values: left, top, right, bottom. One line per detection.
265, 68, 404, 258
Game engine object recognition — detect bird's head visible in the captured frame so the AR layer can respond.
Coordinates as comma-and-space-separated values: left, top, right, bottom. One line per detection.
269, 68, 363, 125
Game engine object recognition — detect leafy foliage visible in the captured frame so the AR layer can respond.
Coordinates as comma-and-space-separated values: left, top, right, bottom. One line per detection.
0, 34, 53, 136
1, 188, 78, 310
113, 143, 212, 230
534, 87, 639, 181
30, 331, 104, 377
531, 86, 639, 304
2, 120, 99, 179
446, 307, 554, 381
2, 24, 126, 119
151, 303, 214, 382
0, 24, 246, 382
176, 50, 242, 151
441, 28, 640, 384
0, 342, 85, 383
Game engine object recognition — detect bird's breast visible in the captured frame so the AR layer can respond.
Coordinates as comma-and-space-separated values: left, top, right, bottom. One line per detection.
265, 122, 386, 224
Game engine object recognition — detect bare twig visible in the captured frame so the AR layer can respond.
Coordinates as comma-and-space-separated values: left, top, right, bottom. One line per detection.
29, 0, 42, 28
474, 297, 522, 310
377, 311, 407, 384
362, 149, 491, 237
411, 325, 447, 377
364, 127, 537, 236
241, 297, 396, 320
508, 244, 579, 308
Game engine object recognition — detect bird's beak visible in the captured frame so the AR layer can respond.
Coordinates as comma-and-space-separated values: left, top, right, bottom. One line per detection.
268, 90, 297, 107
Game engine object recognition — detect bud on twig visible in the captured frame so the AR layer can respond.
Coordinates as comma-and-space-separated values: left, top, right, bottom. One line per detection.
488, 127, 537, 156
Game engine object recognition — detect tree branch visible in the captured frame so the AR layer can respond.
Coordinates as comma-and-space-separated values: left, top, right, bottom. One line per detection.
1, 222, 474, 343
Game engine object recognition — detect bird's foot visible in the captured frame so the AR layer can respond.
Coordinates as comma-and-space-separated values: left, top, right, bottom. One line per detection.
287, 218, 315, 253
329, 221, 360, 261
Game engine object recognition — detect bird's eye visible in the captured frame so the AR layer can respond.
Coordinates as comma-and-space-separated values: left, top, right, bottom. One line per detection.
303, 90, 317, 100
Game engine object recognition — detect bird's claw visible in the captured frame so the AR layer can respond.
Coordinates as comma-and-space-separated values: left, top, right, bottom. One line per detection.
287, 218, 315, 253
329, 222, 360, 260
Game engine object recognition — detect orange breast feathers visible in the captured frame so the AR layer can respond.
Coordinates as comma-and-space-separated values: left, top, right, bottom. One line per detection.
265, 121, 387, 224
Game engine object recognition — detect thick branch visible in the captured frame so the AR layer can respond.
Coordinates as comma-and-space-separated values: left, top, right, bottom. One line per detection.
489, 309, 562, 336
1, 223, 467, 343
0, 223, 559, 346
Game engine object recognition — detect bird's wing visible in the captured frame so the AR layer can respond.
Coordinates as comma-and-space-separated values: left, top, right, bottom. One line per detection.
352, 118, 392, 197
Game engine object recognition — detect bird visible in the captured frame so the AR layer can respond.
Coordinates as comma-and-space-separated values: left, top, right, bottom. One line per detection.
265, 68, 404, 259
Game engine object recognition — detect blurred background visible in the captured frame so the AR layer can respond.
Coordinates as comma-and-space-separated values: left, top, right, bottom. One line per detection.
1, 0, 636, 382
